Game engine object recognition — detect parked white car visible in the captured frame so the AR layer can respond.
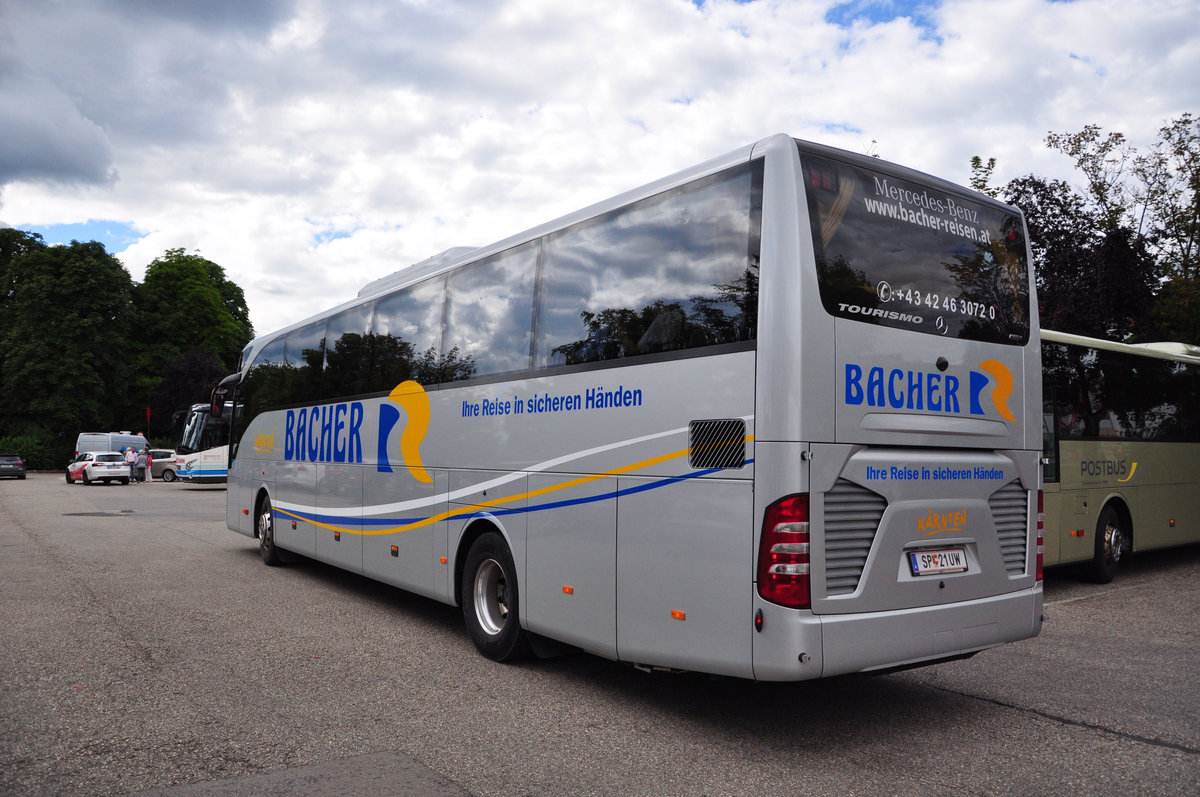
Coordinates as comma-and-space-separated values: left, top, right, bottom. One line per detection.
65, 451, 130, 485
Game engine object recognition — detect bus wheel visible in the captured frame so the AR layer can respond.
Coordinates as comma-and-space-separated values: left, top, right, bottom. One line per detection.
461, 532, 530, 661
258, 496, 283, 566
1088, 505, 1126, 584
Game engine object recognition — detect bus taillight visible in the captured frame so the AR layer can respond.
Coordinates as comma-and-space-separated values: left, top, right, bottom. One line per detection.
1036, 490, 1045, 581
758, 494, 810, 609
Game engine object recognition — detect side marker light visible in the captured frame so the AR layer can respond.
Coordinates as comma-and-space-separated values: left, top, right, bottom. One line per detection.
670, 610, 686, 621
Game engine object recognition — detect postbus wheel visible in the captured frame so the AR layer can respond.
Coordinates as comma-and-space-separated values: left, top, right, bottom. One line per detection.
1088, 504, 1126, 584
461, 532, 531, 662
257, 495, 283, 567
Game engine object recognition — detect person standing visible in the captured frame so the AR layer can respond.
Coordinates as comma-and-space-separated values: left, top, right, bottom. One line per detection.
123, 446, 137, 484
135, 446, 149, 484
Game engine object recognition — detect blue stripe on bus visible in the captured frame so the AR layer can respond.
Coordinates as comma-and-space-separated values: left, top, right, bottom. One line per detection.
283, 459, 754, 531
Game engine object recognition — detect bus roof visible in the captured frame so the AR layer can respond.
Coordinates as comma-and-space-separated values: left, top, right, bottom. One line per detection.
1042, 329, 1200, 366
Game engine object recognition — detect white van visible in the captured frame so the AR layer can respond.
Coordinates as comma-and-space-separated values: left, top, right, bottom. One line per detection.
75, 432, 149, 457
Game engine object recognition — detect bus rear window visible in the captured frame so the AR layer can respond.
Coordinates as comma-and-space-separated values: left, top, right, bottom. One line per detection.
799, 143, 1030, 345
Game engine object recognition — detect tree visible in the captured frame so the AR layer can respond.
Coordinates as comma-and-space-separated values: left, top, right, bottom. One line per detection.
969, 156, 1000, 198
150, 347, 229, 438
133, 248, 254, 435
1043, 115, 1200, 342
0, 229, 49, 406
0, 227, 46, 268
1003, 175, 1156, 339
0, 241, 134, 441
135, 248, 253, 372
1139, 114, 1200, 280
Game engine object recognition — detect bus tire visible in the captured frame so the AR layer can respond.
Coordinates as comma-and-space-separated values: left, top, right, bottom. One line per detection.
461, 532, 531, 662
258, 495, 283, 567
1088, 504, 1126, 583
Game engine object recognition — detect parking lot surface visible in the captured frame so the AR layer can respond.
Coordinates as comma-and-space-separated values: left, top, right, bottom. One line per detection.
2, 473, 1198, 795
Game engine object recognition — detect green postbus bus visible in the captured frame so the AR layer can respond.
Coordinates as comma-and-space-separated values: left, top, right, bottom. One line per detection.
1041, 329, 1200, 581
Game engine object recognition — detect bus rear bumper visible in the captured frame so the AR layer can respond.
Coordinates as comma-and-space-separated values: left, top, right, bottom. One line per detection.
752, 585, 1043, 681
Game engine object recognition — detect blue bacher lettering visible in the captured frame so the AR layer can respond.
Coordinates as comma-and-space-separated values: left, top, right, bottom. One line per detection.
284, 401, 365, 464
844, 364, 960, 413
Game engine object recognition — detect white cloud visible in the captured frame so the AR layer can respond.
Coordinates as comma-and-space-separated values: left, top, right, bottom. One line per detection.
1, 0, 1196, 333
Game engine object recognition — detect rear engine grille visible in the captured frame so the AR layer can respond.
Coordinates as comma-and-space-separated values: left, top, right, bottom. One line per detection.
989, 480, 1029, 575
823, 479, 887, 595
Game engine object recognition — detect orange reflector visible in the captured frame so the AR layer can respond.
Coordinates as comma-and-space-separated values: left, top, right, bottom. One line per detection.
562, 586, 574, 595
439, 556, 448, 564
671, 610, 686, 621
291, 521, 297, 530
242, 509, 249, 516
334, 531, 341, 541
1170, 519, 1176, 527
390, 546, 399, 557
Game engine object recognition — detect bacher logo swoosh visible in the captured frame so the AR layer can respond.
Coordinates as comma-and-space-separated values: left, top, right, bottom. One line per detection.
377, 380, 433, 483
976, 359, 1016, 422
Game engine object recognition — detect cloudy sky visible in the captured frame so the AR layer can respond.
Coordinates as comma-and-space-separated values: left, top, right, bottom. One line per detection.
2, 0, 1197, 335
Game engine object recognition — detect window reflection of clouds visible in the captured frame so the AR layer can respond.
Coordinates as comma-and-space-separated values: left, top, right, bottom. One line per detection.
257, 337, 286, 366
329, 303, 373, 340
538, 166, 755, 367
249, 162, 757, 387
372, 277, 444, 353
444, 244, 537, 376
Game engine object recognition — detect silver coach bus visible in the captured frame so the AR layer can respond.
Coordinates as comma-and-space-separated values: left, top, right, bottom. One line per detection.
219, 135, 1043, 680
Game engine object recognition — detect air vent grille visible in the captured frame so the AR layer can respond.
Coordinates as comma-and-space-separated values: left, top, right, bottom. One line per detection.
688, 419, 746, 470
990, 480, 1029, 575
824, 479, 887, 595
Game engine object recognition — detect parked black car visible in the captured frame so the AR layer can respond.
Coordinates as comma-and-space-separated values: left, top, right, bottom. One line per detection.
0, 453, 27, 479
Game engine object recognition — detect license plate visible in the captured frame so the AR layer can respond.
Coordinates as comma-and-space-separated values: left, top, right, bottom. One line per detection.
909, 548, 968, 576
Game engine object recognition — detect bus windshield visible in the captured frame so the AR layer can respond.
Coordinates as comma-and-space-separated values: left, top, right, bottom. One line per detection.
798, 141, 1030, 345
178, 409, 207, 454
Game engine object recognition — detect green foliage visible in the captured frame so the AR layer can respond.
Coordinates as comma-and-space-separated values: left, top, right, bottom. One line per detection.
132, 249, 254, 435
0, 234, 255, 446
1046, 115, 1200, 281
1149, 277, 1200, 345
0, 241, 135, 436
991, 113, 1199, 344
0, 432, 68, 471
135, 248, 253, 373
969, 156, 1000, 198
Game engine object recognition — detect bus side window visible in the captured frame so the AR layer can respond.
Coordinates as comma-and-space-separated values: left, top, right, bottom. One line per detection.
1042, 388, 1059, 483
443, 244, 538, 380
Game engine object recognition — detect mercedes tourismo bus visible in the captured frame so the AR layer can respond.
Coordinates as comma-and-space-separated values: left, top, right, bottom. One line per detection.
220, 135, 1043, 680
174, 402, 230, 483
1041, 329, 1200, 582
